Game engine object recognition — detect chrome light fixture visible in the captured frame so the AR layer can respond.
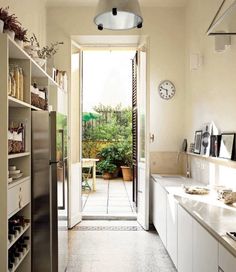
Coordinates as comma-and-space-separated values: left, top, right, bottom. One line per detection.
94, 0, 143, 31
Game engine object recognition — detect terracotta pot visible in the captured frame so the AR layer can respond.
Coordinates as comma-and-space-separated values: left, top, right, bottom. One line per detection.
102, 172, 113, 180
121, 166, 133, 181
4, 29, 15, 40
0, 20, 3, 34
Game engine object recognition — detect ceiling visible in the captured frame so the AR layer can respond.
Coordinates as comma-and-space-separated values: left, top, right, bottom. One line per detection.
46, 0, 188, 8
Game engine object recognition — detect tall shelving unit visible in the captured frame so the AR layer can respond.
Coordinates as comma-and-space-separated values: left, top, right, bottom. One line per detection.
0, 33, 66, 272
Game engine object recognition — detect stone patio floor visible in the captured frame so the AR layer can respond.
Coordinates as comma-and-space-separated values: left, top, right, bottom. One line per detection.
82, 178, 136, 215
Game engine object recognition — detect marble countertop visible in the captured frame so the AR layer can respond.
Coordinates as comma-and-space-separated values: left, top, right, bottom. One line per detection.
151, 174, 236, 257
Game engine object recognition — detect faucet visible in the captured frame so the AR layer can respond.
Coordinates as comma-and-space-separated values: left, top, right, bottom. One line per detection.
186, 155, 191, 178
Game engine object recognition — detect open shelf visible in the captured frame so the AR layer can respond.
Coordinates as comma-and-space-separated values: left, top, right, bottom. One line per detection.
8, 152, 30, 160
8, 176, 30, 190
8, 223, 30, 250
184, 152, 236, 169
11, 247, 30, 272
8, 97, 31, 109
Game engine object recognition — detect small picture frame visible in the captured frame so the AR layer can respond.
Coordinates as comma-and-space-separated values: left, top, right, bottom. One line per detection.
219, 133, 235, 160
194, 130, 202, 154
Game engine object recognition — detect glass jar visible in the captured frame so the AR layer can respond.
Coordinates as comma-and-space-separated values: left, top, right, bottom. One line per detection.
14, 65, 20, 100
19, 67, 24, 101
8, 73, 11, 95
10, 72, 16, 97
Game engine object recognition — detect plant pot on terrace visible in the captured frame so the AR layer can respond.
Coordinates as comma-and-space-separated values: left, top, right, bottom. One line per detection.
97, 160, 117, 180
121, 166, 133, 181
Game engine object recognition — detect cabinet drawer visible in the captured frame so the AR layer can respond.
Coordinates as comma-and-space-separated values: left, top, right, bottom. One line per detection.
8, 179, 31, 216
219, 244, 236, 272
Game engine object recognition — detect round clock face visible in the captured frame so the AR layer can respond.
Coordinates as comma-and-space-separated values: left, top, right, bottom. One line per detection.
158, 80, 176, 100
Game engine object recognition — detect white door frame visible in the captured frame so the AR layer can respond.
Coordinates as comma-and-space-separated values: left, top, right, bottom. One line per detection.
71, 36, 150, 226
68, 40, 83, 228
136, 36, 150, 230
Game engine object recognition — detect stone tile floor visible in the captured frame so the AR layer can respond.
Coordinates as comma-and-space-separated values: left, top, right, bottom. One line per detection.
82, 178, 136, 216
67, 220, 177, 272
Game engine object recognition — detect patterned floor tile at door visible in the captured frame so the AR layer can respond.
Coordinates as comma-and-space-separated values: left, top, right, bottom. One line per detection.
67, 221, 177, 272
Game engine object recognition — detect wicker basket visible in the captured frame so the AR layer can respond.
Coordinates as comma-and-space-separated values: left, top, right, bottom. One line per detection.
31, 92, 48, 110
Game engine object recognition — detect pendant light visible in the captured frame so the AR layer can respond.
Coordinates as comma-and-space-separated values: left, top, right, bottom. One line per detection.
94, 0, 143, 31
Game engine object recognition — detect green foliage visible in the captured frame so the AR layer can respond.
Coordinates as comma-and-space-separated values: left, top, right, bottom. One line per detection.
97, 160, 117, 174
82, 104, 133, 164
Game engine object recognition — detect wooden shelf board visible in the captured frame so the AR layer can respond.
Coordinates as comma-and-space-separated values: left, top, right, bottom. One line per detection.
11, 247, 30, 272
8, 97, 31, 108
7, 35, 62, 89
8, 223, 30, 250
8, 202, 30, 220
183, 152, 236, 169
8, 36, 29, 60
8, 152, 30, 160
8, 176, 30, 190
30, 105, 43, 111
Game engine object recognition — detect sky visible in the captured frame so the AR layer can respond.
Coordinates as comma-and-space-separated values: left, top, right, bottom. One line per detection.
83, 50, 136, 112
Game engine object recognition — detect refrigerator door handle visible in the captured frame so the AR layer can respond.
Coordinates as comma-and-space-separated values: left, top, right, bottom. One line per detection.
49, 160, 59, 165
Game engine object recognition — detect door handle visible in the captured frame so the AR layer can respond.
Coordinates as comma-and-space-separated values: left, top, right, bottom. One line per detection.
150, 134, 155, 143
138, 190, 143, 193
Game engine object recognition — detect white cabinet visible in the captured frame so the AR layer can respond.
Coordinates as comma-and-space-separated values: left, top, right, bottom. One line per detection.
8, 179, 31, 216
193, 220, 218, 272
219, 244, 236, 272
153, 180, 167, 247
178, 205, 193, 272
166, 194, 178, 268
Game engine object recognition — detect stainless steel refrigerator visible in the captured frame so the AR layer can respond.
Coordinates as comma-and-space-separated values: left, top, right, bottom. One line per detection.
31, 111, 68, 272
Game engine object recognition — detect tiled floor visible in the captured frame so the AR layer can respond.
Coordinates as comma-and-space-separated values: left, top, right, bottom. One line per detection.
82, 178, 135, 215
67, 220, 177, 272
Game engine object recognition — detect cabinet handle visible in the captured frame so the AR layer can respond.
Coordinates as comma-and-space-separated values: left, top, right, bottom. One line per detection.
19, 187, 22, 209
218, 266, 224, 272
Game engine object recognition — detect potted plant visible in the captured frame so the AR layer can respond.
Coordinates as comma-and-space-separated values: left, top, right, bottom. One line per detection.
14, 25, 28, 48
0, 7, 20, 39
0, 7, 6, 33
97, 144, 123, 178
97, 160, 117, 180
118, 142, 133, 181
36, 40, 63, 68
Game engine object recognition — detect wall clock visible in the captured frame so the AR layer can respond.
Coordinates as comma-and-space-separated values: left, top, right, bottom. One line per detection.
158, 80, 176, 100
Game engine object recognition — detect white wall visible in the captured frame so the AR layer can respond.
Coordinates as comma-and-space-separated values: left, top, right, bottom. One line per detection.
0, 0, 47, 45
185, 0, 236, 142
46, 6, 186, 153
185, 0, 236, 187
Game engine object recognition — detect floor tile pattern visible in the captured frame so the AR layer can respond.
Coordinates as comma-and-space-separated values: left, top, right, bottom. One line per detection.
82, 178, 135, 215
67, 220, 177, 272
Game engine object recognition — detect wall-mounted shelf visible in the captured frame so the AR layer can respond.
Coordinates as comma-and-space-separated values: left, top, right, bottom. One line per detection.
8, 96, 32, 109
8, 152, 31, 160
183, 152, 236, 169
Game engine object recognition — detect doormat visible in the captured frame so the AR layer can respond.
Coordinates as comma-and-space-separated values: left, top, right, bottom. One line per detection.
72, 226, 143, 231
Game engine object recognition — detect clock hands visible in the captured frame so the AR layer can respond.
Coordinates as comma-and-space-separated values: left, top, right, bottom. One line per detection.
160, 86, 169, 96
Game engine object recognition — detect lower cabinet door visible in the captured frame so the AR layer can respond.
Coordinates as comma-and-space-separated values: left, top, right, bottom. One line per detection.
166, 194, 178, 268
219, 244, 236, 272
193, 220, 218, 272
178, 205, 193, 272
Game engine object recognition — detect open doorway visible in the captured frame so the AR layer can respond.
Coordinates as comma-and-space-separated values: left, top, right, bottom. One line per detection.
81, 50, 136, 217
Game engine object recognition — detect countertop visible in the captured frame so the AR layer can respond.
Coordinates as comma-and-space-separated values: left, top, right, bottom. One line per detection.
151, 174, 236, 257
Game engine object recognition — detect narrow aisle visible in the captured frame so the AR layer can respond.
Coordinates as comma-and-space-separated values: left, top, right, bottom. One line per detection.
67, 221, 177, 272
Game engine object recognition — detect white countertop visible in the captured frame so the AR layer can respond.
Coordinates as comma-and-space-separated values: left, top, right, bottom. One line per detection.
151, 174, 236, 257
